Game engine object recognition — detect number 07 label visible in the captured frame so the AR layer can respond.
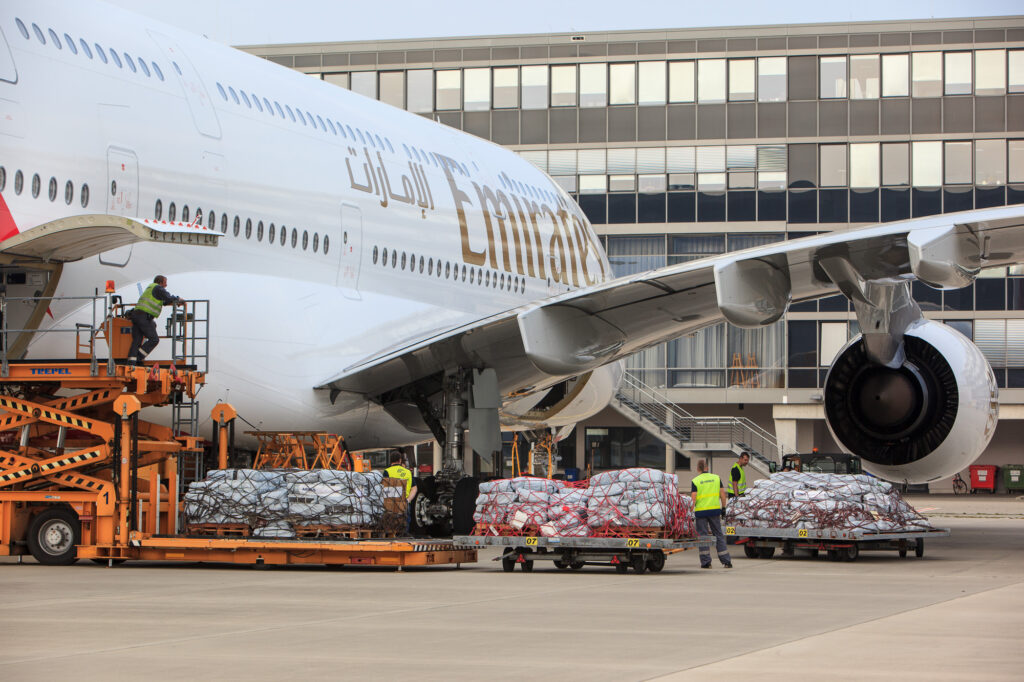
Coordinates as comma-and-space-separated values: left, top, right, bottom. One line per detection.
525, 537, 538, 546
626, 538, 640, 547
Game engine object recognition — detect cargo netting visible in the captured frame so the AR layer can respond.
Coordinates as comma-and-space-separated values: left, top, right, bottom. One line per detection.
471, 468, 697, 539
724, 472, 934, 532
183, 468, 407, 538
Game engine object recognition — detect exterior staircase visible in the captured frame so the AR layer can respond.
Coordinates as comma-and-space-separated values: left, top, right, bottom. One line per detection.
610, 373, 785, 476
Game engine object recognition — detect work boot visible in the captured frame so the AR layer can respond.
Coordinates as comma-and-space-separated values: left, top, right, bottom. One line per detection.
722, 562, 733, 569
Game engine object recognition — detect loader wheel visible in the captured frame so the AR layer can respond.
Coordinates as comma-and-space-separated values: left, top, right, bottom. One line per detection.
27, 508, 80, 565
501, 552, 515, 572
743, 544, 760, 559
646, 551, 666, 573
631, 554, 648, 574
757, 547, 776, 559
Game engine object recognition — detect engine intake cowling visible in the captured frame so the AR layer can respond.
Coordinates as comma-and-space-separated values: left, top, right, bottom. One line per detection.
824, 319, 997, 483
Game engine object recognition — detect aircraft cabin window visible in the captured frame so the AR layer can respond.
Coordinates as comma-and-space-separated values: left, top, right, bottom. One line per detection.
317, 115, 326, 131
64, 34, 77, 55
47, 28, 60, 49
252, 95, 262, 112
296, 109, 306, 126
181, 205, 189, 223
221, 214, 228, 233
155, 199, 162, 220
152, 62, 164, 81
419, 256, 424, 273
381, 247, 387, 264
15, 19, 28, 40
290, 229, 297, 248
168, 202, 176, 222
207, 211, 215, 229
240, 91, 251, 108
427, 258, 433, 275
323, 235, 329, 255
79, 39, 92, 59
262, 97, 272, 114
194, 207, 203, 225
31, 173, 40, 198
274, 101, 284, 118
125, 53, 136, 73
31, 23, 45, 44
313, 233, 319, 252
245, 218, 252, 239
0, 167, 5, 192
469, 268, 475, 284
302, 230, 308, 250
372, 246, 378, 264
139, 60, 150, 78
401, 252, 407, 270
326, 119, 336, 135
47, 177, 56, 202
80, 183, 89, 208
284, 105, 295, 122
445, 262, 451, 279
14, 170, 23, 195
233, 216, 240, 236
229, 87, 239, 105
268, 223, 275, 243
256, 221, 264, 242
391, 250, 397, 268
281, 226, 288, 246
216, 83, 227, 100
95, 44, 107, 64
109, 50, 122, 69
172, 61, 182, 75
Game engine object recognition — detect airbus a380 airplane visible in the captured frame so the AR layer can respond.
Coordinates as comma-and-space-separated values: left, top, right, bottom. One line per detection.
1, 1, 1023, 505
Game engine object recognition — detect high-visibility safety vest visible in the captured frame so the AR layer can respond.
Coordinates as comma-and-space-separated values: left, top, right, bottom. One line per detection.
134, 283, 164, 317
731, 463, 747, 495
692, 473, 723, 512
733, 462, 749, 493
385, 464, 413, 497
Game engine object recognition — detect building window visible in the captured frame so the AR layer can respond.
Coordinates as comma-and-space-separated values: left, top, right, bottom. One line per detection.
944, 141, 972, 185
609, 63, 636, 105
850, 143, 880, 188
638, 61, 666, 105
697, 59, 726, 103
881, 54, 909, 97
519, 65, 548, 109
975, 50, 1006, 96
944, 52, 972, 95
435, 70, 461, 110
493, 67, 519, 108
378, 71, 404, 108
1010, 50, 1024, 93
911, 52, 942, 97
756, 57, 786, 102
350, 71, 376, 99
547, 64, 576, 107
882, 143, 909, 186
663, 61, 694, 105
463, 68, 490, 111
849, 55, 879, 99
578, 148, 606, 174
607, 235, 666, 277
728, 59, 755, 101
579, 63, 607, 108
1008, 140, 1024, 183
820, 145, 847, 187
912, 141, 942, 187
976, 139, 1006, 186
324, 73, 349, 90
406, 69, 432, 112
819, 56, 847, 98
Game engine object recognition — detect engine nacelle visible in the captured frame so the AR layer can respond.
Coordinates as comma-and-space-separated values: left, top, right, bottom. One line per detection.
824, 319, 998, 483
501, 362, 624, 429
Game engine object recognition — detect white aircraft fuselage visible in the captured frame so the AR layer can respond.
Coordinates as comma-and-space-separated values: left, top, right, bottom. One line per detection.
0, 1, 620, 449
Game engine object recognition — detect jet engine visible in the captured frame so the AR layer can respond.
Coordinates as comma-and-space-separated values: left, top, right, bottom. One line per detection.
824, 319, 998, 483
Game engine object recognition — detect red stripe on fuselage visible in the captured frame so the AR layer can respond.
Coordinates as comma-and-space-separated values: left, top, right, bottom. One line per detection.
0, 192, 19, 241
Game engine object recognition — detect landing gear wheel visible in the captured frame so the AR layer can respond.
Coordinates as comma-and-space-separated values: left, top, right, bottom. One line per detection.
631, 555, 648, 574
915, 538, 925, 558
570, 561, 585, 570
646, 551, 666, 573
27, 508, 80, 566
757, 547, 776, 559
411, 476, 438, 537
843, 544, 859, 562
615, 562, 629, 574
743, 544, 760, 559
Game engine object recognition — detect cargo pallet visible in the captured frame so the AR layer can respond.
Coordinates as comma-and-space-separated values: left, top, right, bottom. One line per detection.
454, 534, 707, 574
725, 525, 951, 561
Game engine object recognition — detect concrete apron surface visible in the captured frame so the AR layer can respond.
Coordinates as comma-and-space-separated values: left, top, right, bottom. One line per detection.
0, 494, 1022, 681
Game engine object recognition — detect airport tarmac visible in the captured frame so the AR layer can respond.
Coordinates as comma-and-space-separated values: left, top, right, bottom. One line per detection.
1, 494, 1022, 681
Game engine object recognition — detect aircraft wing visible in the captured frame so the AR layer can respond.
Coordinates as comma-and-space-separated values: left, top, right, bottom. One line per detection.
321, 205, 1024, 400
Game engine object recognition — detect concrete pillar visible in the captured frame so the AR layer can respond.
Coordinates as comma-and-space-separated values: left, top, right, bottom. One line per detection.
432, 440, 442, 473
773, 418, 798, 456
665, 444, 675, 476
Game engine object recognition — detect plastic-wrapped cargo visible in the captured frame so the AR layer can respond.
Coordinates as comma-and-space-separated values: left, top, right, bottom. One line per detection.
471, 468, 696, 539
724, 471, 934, 532
183, 468, 396, 538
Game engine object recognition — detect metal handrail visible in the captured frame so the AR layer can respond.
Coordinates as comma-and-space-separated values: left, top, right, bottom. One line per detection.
0, 294, 113, 377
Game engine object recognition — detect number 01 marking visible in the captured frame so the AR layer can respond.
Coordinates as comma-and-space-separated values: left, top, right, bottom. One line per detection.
798, 529, 808, 538
626, 538, 640, 547
725, 526, 735, 535
525, 537, 538, 546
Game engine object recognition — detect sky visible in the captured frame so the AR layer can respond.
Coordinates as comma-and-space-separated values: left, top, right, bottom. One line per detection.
104, 0, 1023, 47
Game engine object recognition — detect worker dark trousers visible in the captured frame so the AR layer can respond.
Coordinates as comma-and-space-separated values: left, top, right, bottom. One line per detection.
127, 309, 159, 361
696, 514, 731, 567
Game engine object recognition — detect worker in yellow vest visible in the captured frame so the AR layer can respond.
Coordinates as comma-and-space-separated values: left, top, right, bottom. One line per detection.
729, 452, 750, 498
384, 451, 418, 533
127, 275, 183, 365
691, 459, 732, 569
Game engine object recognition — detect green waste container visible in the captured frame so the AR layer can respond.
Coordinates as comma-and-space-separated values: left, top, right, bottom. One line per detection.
1004, 465, 1024, 492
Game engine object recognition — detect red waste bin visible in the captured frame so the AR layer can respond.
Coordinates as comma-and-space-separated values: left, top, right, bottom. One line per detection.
969, 465, 999, 493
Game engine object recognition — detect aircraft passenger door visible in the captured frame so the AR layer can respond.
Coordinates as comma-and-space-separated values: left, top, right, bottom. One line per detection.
100, 147, 138, 267
0, 26, 18, 83
338, 203, 363, 299
147, 31, 222, 139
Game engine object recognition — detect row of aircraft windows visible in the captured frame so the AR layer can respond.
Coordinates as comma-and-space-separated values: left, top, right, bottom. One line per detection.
0, 167, 90, 207
14, 17, 167, 81
319, 49, 1024, 112
152, 200, 328, 254
371, 244, 527, 294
